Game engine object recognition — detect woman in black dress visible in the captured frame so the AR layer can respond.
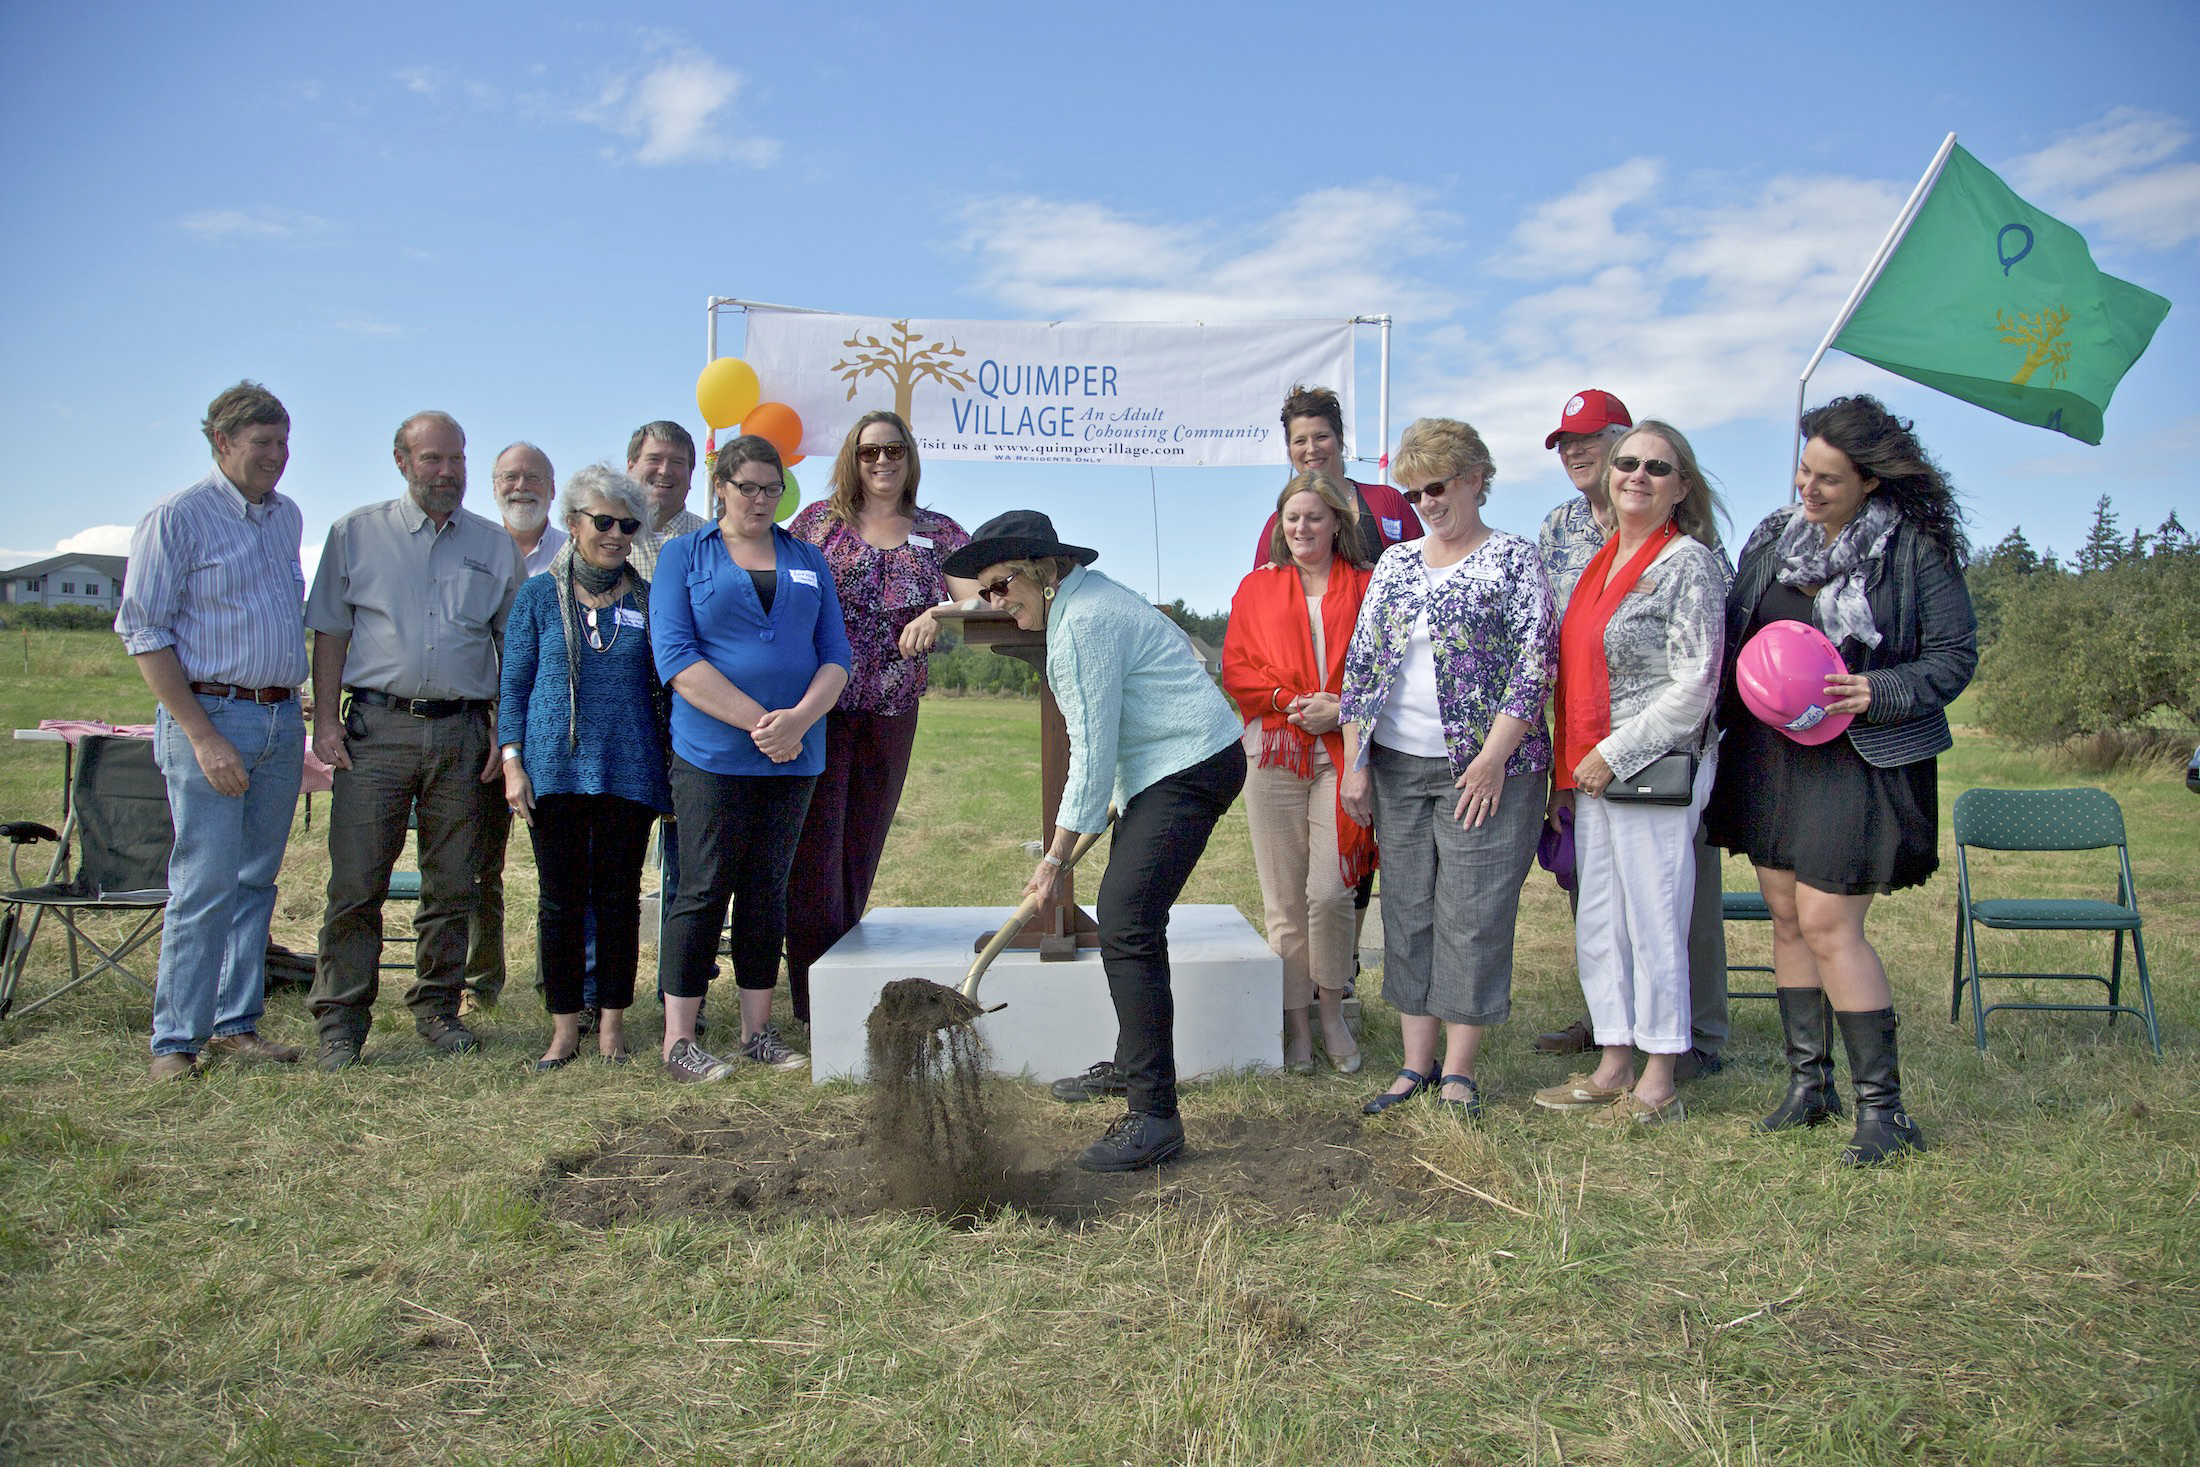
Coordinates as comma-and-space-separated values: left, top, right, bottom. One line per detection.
1707, 396, 1976, 1165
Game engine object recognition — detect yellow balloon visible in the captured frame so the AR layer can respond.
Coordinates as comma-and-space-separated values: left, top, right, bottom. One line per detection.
775, 466, 801, 523
696, 357, 761, 431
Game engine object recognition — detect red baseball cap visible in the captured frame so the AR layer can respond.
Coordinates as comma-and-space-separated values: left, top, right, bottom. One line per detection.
1545, 389, 1633, 449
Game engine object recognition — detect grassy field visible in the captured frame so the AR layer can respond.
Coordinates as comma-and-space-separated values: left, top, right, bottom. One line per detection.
2, 631, 2196, 1465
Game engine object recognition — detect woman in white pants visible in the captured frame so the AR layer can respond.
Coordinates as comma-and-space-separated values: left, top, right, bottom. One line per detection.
1538, 421, 1726, 1126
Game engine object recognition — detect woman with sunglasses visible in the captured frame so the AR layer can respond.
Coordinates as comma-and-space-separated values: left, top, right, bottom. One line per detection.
1707, 396, 1974, 1165
497, 464, 672, 1070
1340, 417, 1554, 1119
1538, 423, 1726, 1128
1222, 469, 1374, 1076
783, 412, 975, 1021
649, 435, 852, 1082
943, 510, 1246, 1173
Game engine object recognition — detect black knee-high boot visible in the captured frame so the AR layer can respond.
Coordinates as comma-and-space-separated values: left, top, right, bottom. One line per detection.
1758, 988, 1843, 1131
1835, 1007, 1926, 1165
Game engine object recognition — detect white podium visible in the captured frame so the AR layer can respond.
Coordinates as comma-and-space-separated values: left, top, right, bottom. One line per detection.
807, 905, 1281, 1085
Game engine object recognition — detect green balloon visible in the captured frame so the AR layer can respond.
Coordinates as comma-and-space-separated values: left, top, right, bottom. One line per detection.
774, 466, 800, 523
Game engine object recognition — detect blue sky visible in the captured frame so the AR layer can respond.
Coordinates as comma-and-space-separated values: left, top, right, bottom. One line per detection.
3, 1, 2194, 612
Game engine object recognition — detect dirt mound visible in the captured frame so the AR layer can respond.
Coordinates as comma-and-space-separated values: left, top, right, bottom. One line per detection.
536, 1097, 1491, 1230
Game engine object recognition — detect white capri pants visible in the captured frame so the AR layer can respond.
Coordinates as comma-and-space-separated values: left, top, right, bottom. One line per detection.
1573, 747, 1715, 1056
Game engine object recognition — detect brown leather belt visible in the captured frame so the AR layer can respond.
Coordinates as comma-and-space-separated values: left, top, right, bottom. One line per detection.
346, 687, 489, 719
188, 681, 294, 703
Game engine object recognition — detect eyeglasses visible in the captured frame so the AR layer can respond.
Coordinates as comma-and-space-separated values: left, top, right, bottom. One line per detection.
856, 443, 909, 464
494, 472, 549, 488
978, 571, 1022, 604
1611, 456, 1677, 478
584, 513, 643, 534
1402, 479, 1453, 505
724, 480, 783, 501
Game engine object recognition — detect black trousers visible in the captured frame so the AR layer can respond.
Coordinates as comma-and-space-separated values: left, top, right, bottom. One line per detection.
1098, 740, 1247, 1118
659, 756, 816, 1000
527, 793, 656, 1014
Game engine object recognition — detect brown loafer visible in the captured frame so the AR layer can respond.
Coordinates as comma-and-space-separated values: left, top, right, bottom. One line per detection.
149, 1053, 200, 1081
1533, 1018, 1596, 1055
205, 1031, 303, 1064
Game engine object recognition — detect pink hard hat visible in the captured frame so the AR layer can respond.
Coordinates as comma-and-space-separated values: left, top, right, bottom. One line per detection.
1737, 619, 1853, 746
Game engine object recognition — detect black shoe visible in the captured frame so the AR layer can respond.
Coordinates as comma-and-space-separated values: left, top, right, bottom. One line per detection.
1758, 989, 1843, 1131
1362, 1067, 1433, 1116
317, 1036, 362, 1073
1674, 1047, 1724, 1083
1076, 1111, 1185, 1172
418, 1015, 480, 1055
1436, 1073, 1483, 1118
1049, 1060, 1128, 1103
1835, 1007, 1926, 1166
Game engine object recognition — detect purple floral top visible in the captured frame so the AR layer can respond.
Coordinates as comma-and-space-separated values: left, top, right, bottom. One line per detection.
788, 502, 969, 716
1340, 532, 1557, 777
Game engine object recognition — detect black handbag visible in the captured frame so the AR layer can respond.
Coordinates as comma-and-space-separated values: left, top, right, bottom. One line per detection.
1601, 751, 1697, 806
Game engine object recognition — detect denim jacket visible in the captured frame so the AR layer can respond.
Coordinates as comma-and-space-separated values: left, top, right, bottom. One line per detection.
1720, 506, 1977, 768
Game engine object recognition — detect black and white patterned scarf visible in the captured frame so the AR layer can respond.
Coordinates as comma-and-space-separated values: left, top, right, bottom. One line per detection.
1774, 497, 1899, 650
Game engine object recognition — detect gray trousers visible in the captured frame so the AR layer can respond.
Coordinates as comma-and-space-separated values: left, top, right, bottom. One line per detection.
309, 701, 499, 1043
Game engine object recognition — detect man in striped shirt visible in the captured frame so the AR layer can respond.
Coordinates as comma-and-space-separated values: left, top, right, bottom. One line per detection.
117, 381, 309, 1080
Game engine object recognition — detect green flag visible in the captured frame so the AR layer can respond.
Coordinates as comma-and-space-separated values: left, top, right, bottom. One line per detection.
1832, 143, 2170, 445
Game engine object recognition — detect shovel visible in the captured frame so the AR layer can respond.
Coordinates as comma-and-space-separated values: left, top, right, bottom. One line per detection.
959, 815, 1114, 1006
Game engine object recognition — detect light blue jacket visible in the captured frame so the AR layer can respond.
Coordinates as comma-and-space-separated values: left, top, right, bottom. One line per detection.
1046, 565, 1243, 834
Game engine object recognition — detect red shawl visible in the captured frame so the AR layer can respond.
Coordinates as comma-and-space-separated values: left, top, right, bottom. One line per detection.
1554, 520, 1675, 790
1223, 561, 1378, 885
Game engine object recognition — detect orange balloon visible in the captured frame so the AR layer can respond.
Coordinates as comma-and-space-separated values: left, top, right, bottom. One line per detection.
783, 452, 805, 467
743, 401, 805, 458
696, 357, 760, 431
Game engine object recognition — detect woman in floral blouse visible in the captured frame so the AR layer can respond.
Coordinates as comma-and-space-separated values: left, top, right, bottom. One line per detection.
784, 411, 976, 1020
1340, 417, 1556, 1119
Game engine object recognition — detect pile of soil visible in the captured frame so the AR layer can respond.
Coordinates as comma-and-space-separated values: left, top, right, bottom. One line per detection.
536, 1096, 1490, 1231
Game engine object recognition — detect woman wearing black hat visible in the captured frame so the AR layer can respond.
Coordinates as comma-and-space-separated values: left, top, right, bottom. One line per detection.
942, 511, 1247, 1172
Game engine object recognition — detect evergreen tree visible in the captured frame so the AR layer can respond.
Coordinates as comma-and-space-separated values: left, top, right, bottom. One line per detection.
2155, 509, 2194, 559
1985, 526, 2040, 575
2076, 494, 2125, 573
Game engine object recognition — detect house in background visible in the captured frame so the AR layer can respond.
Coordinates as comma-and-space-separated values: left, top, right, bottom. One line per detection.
1, 553, 128, 611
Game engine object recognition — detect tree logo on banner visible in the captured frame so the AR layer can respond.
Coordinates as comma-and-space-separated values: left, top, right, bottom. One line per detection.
1996, 304, 2072, 389
831, 319, 976, 424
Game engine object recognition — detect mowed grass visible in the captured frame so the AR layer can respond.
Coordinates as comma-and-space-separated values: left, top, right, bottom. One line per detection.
3, 632, 2197, 1465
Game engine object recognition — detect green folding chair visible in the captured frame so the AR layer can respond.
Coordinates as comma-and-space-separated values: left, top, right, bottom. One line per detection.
1950, 787, 2159, 1056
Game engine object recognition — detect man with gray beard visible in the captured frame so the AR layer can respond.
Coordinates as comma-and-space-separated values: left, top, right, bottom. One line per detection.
461, 442, 564, 1017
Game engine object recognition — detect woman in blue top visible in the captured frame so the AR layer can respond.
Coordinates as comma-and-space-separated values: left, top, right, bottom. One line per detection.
943, 511, 1246, 1173
498, 464, 673, 1070
649, 435, 853, 1084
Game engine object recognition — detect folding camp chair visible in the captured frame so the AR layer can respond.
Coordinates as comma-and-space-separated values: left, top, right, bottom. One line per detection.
1720, 890, 1778, 1002
0, 734, 173, 1021
1950, 786, 2160, 1056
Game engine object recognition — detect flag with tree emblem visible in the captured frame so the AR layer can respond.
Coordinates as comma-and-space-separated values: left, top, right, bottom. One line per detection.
1832, 143, 2170, 445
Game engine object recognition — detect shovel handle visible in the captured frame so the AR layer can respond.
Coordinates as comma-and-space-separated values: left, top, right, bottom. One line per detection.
960, 814, 1114, 1000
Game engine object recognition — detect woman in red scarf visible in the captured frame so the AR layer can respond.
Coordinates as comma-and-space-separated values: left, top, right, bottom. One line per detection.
1223, 471, 1376, 1074
1538, 422, 1727, 1127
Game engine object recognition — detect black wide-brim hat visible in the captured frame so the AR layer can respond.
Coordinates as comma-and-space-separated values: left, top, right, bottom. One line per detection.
941, 509, 1098, 579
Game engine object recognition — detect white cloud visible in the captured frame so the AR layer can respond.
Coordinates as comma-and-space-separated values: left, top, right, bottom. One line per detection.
961, 183, 1455, 321
176, 207, 331, 242
2008, 108, 2200, 251
332, 317, 406, 339
1494, 158, 1662, 278
1, 525, 136, 571
578, 51, 776, 168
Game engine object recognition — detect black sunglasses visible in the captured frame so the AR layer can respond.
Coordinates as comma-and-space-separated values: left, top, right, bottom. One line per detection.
978, 570, 1022, 603
1611, 456, 1677, 478
1402, 479, 1453, 505
585, 513, 643, 533
856, 442, 910, 464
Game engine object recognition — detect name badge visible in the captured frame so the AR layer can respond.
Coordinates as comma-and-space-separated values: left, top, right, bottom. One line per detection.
907, 533, 934, 550
789, 568, 819, 588
615, 607, 645, 628
1380, 516, 1402, 541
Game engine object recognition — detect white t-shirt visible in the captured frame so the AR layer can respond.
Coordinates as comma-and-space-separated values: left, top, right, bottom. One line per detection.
1372, 559, 1464, 759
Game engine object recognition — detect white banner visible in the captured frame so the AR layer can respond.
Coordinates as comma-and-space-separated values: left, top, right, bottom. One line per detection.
740, 312, 1355, 467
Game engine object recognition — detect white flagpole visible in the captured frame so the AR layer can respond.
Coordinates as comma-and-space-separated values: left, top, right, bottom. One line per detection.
1791, 132, 1959, 490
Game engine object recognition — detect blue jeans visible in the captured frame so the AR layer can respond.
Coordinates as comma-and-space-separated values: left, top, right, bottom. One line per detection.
150, 693, 305, 1055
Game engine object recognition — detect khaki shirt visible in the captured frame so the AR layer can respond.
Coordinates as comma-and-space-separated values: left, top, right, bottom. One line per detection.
630, 507, 709, 585
305, 494, 524, 700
